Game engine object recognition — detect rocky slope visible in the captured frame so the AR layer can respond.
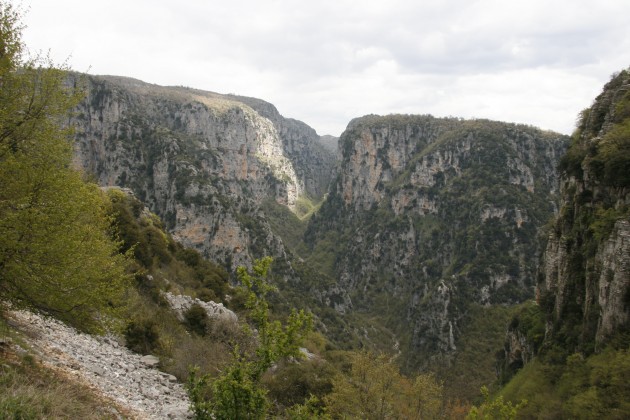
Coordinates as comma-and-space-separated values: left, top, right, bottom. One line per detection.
6, 309, 190, 419
304, 114, 569, 369
537, 68, 630, 353
69, 74, 335, 271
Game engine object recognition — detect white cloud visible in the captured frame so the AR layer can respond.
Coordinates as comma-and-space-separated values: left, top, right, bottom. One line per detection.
16, 0, 630, 135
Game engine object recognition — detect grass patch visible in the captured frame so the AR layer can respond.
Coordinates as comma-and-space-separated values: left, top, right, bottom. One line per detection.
294, 194, 325, 220
261, 198, 309, 254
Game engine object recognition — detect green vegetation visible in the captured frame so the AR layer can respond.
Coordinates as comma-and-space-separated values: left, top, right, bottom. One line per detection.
103, 189, 238, 381
0, 318, 124, 418
186, 257, 313, 419
325, 351, 444, 419
494, 68, 630, 419
107, 189, 229, 301
305, 117, 566, 376
561, 68, 630, 189
2, 3, 628, 419
467, 386, 527, 420
295, 194, 325, 219
439, 304, 519, 401
262, 199, 310, 253
0, 352, 124, 419
497, 348, 630, 419
0, 2, 130, 333
541, 69, 630, 361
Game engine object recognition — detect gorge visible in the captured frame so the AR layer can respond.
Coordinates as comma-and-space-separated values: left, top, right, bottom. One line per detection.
68, 74, 571, 375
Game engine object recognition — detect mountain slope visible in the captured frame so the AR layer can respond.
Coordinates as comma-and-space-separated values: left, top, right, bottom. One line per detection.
495, 67, 630, 419
69, 74, 335, 272
539, 67, 630, 352
68, 73, 573, 393
304, 114, 569, 370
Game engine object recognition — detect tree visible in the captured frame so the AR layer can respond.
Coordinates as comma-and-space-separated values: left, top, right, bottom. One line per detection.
186, 257, 313, 419
325, 351, 444, 419
466, 386, 527, 420
0, 2, 130, 332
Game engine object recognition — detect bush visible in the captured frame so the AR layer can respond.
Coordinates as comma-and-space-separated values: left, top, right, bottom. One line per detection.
124, 318, 160, 354
262, 360, 335, 410
184, 304, 210, 336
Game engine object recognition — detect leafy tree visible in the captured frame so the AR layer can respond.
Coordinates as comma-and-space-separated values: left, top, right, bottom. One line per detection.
285, 395, 331, 419
325, 351, 444, 419
0, 2, 130, 331
467, 386, 526, 420
186, 257, 313, 419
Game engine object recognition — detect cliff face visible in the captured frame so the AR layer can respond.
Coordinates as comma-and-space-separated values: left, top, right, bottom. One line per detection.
70, 75, 335, 270
538, 68, 630, 352
305, 114, 568, 368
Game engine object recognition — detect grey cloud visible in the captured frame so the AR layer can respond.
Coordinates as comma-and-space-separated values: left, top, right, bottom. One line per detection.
21, 0, 630, 136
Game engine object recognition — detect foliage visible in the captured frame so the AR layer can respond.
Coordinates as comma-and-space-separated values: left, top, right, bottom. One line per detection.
0, 2, 130, 332
304, 116, 566, 377
124, 317, 161, 354
590, 205, 628, 242
187, 353, 269, 420
262, 358, 336, 411
238, 256, 313, 376
261, 199, 309, 254
285, 395, 330, 419
563, 68, 630, 188
324, 351, 444, 419
535, 70, 630, 364
106, 189, 229, 302
438, 304, 518, 401
466, 386, 526, 420
184, 303, 210, 336
186, 257, 313, 419
498, 348, 630, 419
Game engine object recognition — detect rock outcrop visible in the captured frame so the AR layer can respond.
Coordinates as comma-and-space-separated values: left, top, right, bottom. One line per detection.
163, 292, 238, 324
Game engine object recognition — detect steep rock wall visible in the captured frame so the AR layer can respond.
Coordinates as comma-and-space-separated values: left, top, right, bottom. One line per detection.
306, 114, 568, 368
69, 75, 334, 271
538, 68, 630, 352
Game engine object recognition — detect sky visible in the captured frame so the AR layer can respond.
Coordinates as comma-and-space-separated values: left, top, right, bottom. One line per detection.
16, 0, 630, 136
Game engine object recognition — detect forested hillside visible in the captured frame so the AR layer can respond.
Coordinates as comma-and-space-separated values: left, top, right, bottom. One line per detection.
303, 115, 568, 375
496, 68, 630, 418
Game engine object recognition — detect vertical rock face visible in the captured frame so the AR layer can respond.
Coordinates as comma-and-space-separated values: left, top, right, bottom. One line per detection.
306, 114, 568, 368
69, 75, 335, 270
538, 68, 630, 351
226, 94, 336, 199
595, 220, 630, 342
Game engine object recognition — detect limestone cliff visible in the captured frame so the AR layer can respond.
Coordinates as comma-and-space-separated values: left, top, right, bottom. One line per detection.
538, 68, 630, 352
305, 114, 568, 369
69, 74, 335, 271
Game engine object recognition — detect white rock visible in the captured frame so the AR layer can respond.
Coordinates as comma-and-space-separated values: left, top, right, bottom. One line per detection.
140, 355, 160, 367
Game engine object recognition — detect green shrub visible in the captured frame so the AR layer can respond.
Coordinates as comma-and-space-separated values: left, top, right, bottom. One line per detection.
184, 304, 210, 336
124, 318, 160, 354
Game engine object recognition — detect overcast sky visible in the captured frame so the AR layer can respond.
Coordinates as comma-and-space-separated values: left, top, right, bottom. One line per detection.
16, 0, 630, 136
